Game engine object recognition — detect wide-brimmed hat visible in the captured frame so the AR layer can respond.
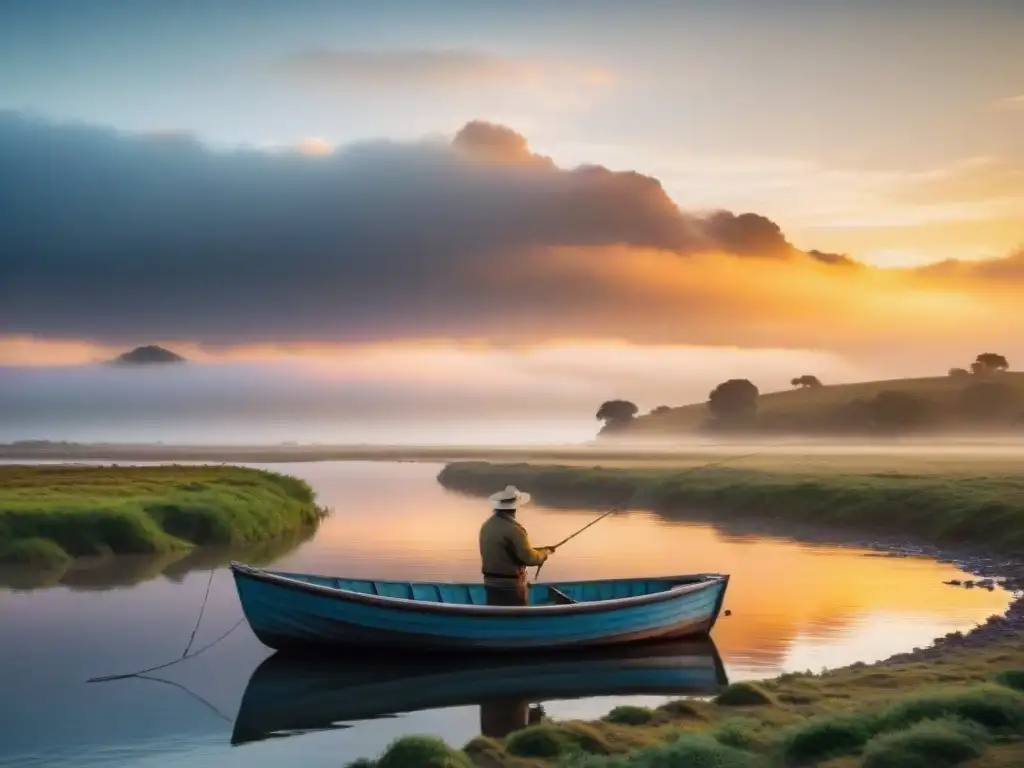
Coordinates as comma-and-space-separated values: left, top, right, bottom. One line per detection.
488, 484, 531, 510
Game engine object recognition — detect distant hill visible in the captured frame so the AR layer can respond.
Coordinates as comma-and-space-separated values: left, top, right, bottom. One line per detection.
109, 345, 187, 366
615, 372, 1024, 437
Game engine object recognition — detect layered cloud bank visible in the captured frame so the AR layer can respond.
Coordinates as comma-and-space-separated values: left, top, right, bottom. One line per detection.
0, 112, 1021, 361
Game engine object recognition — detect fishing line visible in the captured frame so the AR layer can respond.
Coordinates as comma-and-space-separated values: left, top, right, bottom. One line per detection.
133, 673, 235, 724
181, 568, 215, 658
86, 568, 243, 684
533, 450, 763, 580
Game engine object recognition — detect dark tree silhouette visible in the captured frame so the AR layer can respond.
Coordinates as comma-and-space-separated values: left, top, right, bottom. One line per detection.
596, 400, 638, 432
650, 405, 672, 415
958, 382, 1019, 425
975, 353, 1009, 373
791, 375, 823, 389
868, 391, 937, 433
707, 379, 759, 426
948, 367, 970, 378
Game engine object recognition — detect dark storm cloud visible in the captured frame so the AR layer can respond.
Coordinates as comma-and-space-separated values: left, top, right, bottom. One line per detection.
0, 113, 851, 345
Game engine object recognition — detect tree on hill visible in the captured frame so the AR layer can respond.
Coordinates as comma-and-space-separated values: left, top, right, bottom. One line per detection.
791, 375, 823, 389
650, 405, 672, 416
948, 367, 970, 379
974, 352, 1009, 375
109, 345, 187, 366
596, 400, 638, 433
707, 379, 759, 428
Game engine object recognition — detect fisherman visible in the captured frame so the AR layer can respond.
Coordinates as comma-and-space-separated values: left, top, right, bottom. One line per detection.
479, 485, 554, 606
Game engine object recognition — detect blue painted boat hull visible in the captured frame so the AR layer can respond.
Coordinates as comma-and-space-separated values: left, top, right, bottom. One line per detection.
231, 637, 729, 745
230, 562, 730, 652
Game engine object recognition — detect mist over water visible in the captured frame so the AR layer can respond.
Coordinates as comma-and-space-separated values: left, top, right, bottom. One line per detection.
0, 364, 597, 445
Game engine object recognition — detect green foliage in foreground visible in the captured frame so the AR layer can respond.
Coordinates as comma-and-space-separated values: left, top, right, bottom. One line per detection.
438, 461, 1024, 554
565, 733, 765, 767
0, 464, 326, 564
348, 735, 471, 768
351, 676, 1024, 766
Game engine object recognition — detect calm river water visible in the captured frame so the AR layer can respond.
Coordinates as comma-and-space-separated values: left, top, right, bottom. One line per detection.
0, 460, 1010, 767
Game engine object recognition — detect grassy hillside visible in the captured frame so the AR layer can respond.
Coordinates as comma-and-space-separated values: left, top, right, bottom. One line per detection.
0, 464, 327, 567
627, 372, 1024, 435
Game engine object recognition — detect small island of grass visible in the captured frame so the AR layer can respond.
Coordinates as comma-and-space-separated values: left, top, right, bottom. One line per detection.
0, 464, 327, 568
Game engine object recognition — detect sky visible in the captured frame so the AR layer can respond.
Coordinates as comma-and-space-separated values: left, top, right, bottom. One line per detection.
1, 0, 1023, 439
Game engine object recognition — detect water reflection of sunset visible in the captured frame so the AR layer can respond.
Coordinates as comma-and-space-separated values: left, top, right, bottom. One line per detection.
269, 461, 1010, 677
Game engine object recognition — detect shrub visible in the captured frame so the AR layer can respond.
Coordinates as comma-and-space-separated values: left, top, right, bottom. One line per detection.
779, 712, 877, 764
657, 699, 705, 719
880, 684, 1024, 734
375, 735, 471, 768
560, 733, 763, 768
506, 723, 609, 758
715, 682, 775, 707
0, 537, 72, 568
603, 705, 655, 725
861, 717, 989, 768
994, 669, 1024, 692
712, 717, 773, 751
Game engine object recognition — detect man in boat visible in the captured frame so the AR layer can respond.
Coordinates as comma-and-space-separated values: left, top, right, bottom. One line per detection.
479, 485, 554, 606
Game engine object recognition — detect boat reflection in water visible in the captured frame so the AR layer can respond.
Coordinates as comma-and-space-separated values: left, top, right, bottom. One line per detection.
231, 637, 728, 746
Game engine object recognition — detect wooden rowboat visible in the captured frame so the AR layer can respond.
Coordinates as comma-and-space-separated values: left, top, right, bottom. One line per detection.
231, 637, 729, 745
229, 562, 730, 652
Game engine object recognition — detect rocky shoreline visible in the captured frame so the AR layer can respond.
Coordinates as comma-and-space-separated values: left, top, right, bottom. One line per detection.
689, 522, 1024, 667
698, 519, 1024, 669
870, 544, 1024, 666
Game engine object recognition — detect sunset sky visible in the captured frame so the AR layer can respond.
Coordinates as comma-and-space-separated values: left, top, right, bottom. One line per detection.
1, 1, 1023, 438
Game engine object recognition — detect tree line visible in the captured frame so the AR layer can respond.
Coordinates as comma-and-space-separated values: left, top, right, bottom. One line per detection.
596, 352, 1020, 437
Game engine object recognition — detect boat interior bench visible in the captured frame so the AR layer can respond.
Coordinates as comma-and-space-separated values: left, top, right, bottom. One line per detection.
283, 573, 695, 606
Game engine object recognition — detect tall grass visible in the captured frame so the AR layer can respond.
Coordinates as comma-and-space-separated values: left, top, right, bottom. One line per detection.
0, 464, 326, 565
438, 461, 1024, 554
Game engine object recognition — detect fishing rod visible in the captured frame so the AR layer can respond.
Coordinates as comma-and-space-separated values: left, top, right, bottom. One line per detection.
534, 451, 762, 581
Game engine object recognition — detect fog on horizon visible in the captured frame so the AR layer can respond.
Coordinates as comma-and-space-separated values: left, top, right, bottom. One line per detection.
2, 2, 1024, 446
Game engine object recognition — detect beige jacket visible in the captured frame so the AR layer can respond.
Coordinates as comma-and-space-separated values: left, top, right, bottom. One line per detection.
479, 510, 549, 586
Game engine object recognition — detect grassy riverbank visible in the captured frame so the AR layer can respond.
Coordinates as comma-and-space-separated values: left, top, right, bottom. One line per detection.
0, 465, 327, 567
437, 459, 1024, 556
410, 456, 1024, 765
353, 638, 1024, 766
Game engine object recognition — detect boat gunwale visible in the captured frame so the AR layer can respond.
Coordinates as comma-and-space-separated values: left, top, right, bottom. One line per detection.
230, 561, 728, 617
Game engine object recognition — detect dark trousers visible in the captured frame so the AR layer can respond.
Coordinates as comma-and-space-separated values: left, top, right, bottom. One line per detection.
485, 582, 528, 606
